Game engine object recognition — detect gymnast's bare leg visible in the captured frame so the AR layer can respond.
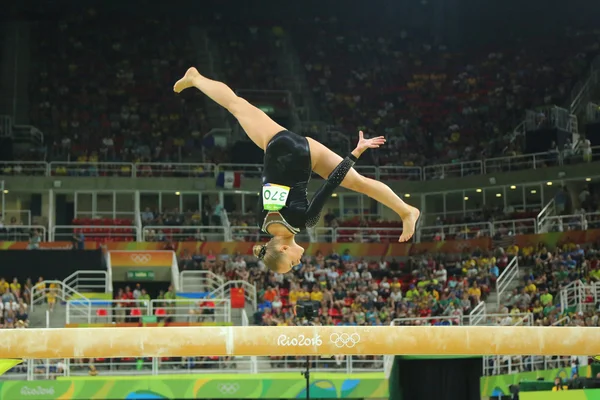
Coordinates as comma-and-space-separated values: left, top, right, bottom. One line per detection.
174, 68, 420, 242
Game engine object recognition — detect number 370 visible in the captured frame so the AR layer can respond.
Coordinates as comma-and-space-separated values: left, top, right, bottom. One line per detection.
264, 190, 286, 202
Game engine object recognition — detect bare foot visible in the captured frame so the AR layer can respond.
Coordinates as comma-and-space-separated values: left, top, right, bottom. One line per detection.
399, 206, 420, 243
173, 67, 201, 93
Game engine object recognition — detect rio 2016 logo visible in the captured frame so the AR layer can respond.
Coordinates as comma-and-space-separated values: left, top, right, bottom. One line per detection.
277, 334, 322, 347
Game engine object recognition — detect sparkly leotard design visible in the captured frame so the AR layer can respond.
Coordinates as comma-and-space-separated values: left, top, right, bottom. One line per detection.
258, 130, 357, 233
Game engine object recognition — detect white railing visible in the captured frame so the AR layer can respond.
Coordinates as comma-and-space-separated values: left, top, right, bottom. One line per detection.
5, 354, 383, 380
496, 257, 519, 310
423, 161, 483, 180
134, 163, 216, 178
543, 213, 592, 233
334, 227, 403, 243
491, 218, 536, 236
484, 151, 562, 173
483, 355, 573, 376
536, 198, 556, 233
150, 299, 231, 323
229, 225, 313, 243
31, 280, 90, 323
560, 280, 586, 313
2, 147, 599, 181
0, 225, 46, 242
208, 280, 258, 311
143, 225, 227, 242
468, 301, 487, 325
418, 222, 493, 242
2, 209, 32, 225
63, 270, 109, 294
67, 299, 151, 324
51, 225, 137, 242
378, 165, 423, 181
474, 313, 533, 327
179, 270, 225, 293
391, 316, 463, 326
49, 162, 135, 177
0, 161, 48, 175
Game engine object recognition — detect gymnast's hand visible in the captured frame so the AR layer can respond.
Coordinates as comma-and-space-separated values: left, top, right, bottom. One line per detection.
353, 131, 386, 157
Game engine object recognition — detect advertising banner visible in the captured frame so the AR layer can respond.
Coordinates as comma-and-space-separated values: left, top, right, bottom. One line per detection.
0, 373, 388, 399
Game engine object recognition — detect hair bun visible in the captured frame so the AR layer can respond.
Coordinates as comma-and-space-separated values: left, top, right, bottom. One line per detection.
252, 244, 263, 258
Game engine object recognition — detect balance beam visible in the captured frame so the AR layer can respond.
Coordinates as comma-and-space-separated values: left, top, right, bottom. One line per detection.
1, 326, 598, 358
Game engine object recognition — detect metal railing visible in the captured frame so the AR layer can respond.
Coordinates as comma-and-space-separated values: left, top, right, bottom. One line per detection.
2, 147, 599, 180
418, 222, 493, 242
542, 211, 600, 233
536, 198, 556, 233
52, 225, 137, 242
560, 280, 586, 313
334, 227, 403, 243
150, 299, 231, 323
468, 301, 487, 325
0, 225, 46, 242
134, 163, 216, 178
63, 270, 109, 294
179, 270, 225, 293
484, 151, 561, 173
66, 299, 150, 324
423, 161, 483, 180
143, 225, 227, 242
491, 218, 537, 236
208, 280, 258, 311
391, 316, 463, 326
30, 279, 89, 319
496, 257, 519, 310
4, 353, 384, 380
0, 161, 47, 175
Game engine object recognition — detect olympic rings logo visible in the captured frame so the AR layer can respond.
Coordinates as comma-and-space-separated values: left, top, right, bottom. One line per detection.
130, 254, 152, 264
217, 383, 240, 394
330, 333, 360, 348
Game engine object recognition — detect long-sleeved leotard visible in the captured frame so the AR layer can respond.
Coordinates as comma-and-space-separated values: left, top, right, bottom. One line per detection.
257, 130, 357, 234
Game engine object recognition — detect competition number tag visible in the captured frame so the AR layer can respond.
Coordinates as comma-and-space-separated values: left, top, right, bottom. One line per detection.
262, 183, 290, 211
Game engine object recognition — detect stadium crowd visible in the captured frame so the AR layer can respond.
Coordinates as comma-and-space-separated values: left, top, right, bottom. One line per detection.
10, 9, 600, 169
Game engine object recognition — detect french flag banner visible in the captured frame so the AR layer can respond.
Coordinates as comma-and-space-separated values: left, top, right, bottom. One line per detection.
216, 171, 241, 189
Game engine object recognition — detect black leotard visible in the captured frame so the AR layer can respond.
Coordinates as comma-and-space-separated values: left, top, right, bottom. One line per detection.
257, 130, 358, 234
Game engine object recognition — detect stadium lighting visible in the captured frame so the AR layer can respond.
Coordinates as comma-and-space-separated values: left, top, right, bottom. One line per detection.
464, 196, 469, 201
531, 190, 537, 194
476, 189, 482, 193
546, 182, 553, 186
496, 193, 502, 197
2, 190, 7, 194
404, 194, 411, 198
586, 178, 592, 182
510, 185, 516, 189
175, 191, 181, 195
331, 193, 338, 197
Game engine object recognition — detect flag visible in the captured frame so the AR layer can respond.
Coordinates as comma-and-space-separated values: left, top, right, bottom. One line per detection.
216, 171, 241, 189
230, 287, 245, 308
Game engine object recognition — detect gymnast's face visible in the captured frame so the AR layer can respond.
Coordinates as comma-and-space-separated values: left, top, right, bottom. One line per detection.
278, 242, 304, 272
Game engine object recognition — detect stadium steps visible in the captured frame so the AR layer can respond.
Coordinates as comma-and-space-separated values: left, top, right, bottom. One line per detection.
485, 266, 532, 313
29, 303, 68, 329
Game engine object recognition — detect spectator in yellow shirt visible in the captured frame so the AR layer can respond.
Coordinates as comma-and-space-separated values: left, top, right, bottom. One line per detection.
288, 289, 298, 305
525, 280, 537, 294
467, 283, 481, 302
0, 278, 9, 294
310, 287, 323, 303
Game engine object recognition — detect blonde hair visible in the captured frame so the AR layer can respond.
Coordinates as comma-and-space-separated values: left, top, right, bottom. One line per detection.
252, 238, 287, 272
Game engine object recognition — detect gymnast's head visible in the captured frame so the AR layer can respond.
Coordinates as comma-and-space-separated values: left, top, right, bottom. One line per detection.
253, 237, 304, 274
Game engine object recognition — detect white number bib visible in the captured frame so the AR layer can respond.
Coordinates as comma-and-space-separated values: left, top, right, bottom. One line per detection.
262, 183, 290, 211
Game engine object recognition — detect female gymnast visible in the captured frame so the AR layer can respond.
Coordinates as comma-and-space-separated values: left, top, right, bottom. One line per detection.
174, 67, 420, 273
